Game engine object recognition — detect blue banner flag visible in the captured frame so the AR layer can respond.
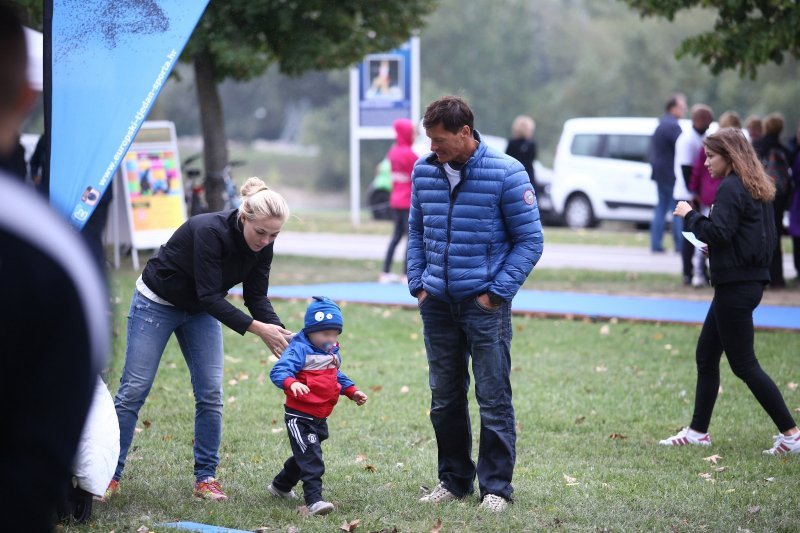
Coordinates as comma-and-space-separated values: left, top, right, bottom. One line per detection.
49, 0, 208, 228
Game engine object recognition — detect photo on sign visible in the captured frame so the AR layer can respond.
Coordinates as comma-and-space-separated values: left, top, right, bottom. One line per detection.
364, 55, 404, 100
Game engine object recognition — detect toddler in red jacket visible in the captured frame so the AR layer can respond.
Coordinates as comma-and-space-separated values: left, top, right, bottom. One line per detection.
267, 297, 367, 515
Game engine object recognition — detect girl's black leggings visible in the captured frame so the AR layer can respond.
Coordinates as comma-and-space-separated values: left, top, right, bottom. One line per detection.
382, 208, 409, 274
691, 281, 795, 433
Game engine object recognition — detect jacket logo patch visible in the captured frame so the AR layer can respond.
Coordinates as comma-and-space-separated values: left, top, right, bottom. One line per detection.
307, 433, 318, 444
523, 189, 535, 205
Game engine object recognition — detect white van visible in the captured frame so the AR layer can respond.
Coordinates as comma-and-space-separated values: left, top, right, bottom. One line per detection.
550, 117, 691, 228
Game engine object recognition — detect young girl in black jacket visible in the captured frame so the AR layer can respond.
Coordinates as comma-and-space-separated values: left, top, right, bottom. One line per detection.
662, 127, 800, 455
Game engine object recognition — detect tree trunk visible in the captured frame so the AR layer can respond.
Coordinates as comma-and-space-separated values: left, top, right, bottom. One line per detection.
193, 47, 228, 212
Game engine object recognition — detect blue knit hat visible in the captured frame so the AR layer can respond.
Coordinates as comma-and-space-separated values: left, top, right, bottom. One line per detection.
304, 296, 343, 334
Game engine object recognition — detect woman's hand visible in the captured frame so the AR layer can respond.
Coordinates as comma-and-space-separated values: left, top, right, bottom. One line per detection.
673, 201, 693, 218
248, 320, 293, 357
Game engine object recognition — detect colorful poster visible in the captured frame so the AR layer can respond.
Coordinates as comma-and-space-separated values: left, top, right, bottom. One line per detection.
358, 42, 413, 128
122, 149, 184, 232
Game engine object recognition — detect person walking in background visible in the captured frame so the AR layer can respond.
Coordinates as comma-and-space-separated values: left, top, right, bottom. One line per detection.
753, 112, 792, 288
674, 104, 714, 286
662, 127, 800, 455
267, 297, 368, 516
111, 177, 293, 502
745, 115, 763, 144
650, 93, 687, 253
788, 120, 800, 282
505, 114, 538, 193
408, 96, 543, 512
380, 118, 417, 283
0, 5, 109, 530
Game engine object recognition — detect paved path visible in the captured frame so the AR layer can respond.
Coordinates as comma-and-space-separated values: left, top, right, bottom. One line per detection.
275, 232, 798, 277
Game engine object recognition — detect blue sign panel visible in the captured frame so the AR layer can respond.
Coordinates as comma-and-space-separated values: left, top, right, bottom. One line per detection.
358, 41, 412, 128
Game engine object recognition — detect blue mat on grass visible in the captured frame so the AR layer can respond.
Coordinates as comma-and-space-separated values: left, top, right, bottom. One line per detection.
158, 522, 251, 533
231, 282, 799, 331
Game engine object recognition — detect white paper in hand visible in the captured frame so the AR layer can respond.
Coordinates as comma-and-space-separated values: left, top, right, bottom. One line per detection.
682, 231, 707, 251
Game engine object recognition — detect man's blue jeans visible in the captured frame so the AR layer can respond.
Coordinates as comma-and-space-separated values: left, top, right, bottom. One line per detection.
651, 180, 682, 252
418, 294, 515, 500
114, 290, 224, 482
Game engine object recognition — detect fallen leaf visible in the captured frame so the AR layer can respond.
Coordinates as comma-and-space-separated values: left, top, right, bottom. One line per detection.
410, 332, 419, 340
142, 420, 151, 429
430, 518, 443, 533
167, 362, 177, 369
225, 355, 242, 364
339, 518, 361, 532
715, 466, 727, 472
698, 473, 712, 479
595, 365, 607, 373
563, 473, 579, 485
725, 489, 735, 493
268, 354, 279, 363
298, 505, 310, 517
703, 454, 722, 465
355, 454, 367, 462
574, 416, 586, 425
400, 385, 410, 394
764, 477, 775, 482
599, 324, 610, 335
664, 344, 672, 350
271, 427, 284, 433
396, 462, 404, 468
748, 506, 761, 514
652, 332, 664, 340
137, 527, 149, 533
788, 382, 798, 391
162, 435, 172, 442
364, 464, 377, 473
794, 407, 800, 413
608, 433, 627, 439
257, 373, 266, 385
228, 379, 238, 386
134, 427, 143, 434
370, 385, 383, 392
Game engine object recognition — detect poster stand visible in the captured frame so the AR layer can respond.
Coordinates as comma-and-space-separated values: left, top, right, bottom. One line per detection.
105, 120, 186, 270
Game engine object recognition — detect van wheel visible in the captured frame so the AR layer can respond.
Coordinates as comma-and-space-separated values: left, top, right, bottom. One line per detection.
564, 194, 595, 229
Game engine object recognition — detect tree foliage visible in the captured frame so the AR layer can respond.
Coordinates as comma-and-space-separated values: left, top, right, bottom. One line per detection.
620, 0, 800, 78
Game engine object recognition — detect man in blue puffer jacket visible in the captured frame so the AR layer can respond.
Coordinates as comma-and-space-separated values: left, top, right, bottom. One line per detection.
408, 96, 543, 512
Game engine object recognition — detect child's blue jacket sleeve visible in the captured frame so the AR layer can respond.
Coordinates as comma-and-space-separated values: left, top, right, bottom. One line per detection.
337, 370, 355, 393
270, 344, 303, 389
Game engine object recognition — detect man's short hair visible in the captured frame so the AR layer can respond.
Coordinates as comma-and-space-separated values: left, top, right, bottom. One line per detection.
664, 93, 686, 113
423, 96, 474, 134
0, 2, 28, 114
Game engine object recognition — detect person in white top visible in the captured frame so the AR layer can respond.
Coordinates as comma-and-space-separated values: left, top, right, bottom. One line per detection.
673, 104, 714, 286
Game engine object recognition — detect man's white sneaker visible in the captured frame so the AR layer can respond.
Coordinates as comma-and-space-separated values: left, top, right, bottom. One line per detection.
307, 500, 335, 515
659, 427, 711, 446
266, 483, 299, 500
419, 482, 458, 503
763, 433, 800, 455
480, 494, 509, 512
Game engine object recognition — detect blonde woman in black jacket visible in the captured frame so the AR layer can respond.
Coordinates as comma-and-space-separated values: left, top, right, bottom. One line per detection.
661, 127, 800, 455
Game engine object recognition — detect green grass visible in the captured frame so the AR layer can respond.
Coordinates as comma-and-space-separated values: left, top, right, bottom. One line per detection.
65, 262, 800, 532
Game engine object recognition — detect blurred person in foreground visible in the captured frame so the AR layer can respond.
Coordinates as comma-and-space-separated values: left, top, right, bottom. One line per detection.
650, 93, 687, 253
379, 118, 417, 284
662, 128, 800, 455
673, 104, 714, 287
408, 96, 543, 512
788, 121, 800, 281
0, 4, 109, 530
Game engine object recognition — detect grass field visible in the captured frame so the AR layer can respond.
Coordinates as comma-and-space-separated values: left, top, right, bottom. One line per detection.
63, 259, 800, 532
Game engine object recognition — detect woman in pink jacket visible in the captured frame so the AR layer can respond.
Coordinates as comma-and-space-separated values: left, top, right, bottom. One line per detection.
380, 118, 417, 283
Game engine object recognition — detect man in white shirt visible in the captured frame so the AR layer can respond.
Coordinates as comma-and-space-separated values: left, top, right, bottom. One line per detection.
673, 104, 714, 286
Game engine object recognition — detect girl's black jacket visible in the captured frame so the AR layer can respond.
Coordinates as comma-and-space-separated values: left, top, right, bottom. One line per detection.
142, 209, 283, 334
683, 173, 776, 286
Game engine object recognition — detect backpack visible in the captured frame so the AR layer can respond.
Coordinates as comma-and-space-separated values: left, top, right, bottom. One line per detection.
763, 147, 793, 199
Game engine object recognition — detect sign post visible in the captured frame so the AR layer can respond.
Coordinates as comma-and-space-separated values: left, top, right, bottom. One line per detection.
349, 36, 419, 227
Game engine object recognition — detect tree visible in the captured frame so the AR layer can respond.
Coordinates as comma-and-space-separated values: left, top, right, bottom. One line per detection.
182, 0, 435, 210
620, 0, 800, 78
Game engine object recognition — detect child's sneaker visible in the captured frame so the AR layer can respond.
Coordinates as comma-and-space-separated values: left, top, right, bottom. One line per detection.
763, 432, 800, 455
267, 483, 299, 500
307, 500, 334, 515
419, 482, 458, 503
659, 427, 711, 446
193, 477, 228, 501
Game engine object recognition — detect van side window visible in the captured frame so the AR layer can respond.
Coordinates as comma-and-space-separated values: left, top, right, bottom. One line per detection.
570, 134, 603, 157
605, 134, 650, 163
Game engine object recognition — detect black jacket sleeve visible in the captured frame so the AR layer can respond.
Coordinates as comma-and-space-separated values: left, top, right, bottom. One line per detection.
243, 243, 283, 327
684, 177, 743, 246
